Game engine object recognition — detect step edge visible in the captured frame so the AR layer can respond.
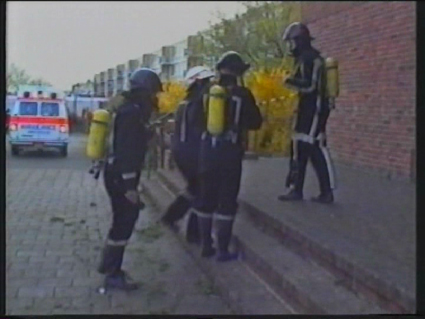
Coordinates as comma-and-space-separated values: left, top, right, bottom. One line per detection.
240, 200, 415, 313
155, 169, 415, 313
233, 215, 386, 315
141, 178, 295, 315
152, 173, 382, 314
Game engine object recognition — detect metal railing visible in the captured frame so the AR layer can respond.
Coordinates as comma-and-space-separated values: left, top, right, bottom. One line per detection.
144, 113, 174, 179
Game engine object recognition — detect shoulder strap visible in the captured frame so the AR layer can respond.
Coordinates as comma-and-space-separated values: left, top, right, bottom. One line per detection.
178, 101, 189, 142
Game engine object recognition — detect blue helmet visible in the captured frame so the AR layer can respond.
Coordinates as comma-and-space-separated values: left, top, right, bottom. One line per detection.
129, 68, 163, 93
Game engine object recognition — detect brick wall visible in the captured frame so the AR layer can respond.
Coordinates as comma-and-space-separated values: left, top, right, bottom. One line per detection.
301, 1, 416, 179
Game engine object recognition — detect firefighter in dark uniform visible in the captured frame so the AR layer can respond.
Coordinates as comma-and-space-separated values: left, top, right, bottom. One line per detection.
97, 68, 162, 290
278, 22, 336, 204
193, 51, 263, 262
160, 66, 215, 244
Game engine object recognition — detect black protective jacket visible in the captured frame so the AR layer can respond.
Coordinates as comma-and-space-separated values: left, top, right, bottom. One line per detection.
198, 80, 263, 173
285, 47, 330, 139
109, 101, 151, 191
171, 89, 205, 177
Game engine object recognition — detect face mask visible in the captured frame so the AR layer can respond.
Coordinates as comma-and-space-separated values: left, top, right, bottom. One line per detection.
285, 39, 299, 56
219, 73, 238, 86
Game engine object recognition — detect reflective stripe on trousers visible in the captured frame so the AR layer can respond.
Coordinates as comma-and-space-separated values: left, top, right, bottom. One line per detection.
317, 133, 336, 190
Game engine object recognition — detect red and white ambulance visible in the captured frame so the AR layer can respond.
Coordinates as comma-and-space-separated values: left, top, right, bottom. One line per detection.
8, 88, 70, 157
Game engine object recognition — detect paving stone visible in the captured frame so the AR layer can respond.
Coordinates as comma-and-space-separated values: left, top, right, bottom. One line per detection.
24, 268, 57, 278
54, 286, 91, 298
6, 297, 34, 311
37, 277, 73, 288
29, 255, 59, 264
18, 286, 54, 298
16, 250, 41, 257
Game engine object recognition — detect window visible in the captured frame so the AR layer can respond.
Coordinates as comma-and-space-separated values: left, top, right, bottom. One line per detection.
19, 102, 38, 116
41, 102, 60, 117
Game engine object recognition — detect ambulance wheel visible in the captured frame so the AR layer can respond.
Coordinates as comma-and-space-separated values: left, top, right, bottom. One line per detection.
60, 146, 68, 157
11, 146, 19, 156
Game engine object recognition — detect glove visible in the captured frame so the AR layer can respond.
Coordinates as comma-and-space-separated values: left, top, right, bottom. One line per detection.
125, 189, 140, 206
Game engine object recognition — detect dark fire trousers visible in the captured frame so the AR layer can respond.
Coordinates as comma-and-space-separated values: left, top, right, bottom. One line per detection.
287, 108, 336, 195
195, 138, 243, 219
103, 161, 141, 244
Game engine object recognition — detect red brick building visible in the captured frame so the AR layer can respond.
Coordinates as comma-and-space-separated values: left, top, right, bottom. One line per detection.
301, 1, 416, 180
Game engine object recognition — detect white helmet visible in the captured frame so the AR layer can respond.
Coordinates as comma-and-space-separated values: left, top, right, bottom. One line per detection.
184, 66, 215, 87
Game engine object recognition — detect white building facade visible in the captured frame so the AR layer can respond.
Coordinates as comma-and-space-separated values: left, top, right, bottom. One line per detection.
88, 33, 211, 97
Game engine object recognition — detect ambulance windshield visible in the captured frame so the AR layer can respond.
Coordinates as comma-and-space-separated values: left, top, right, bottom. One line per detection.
19, 102, 38, 116
41, 102, 60, 117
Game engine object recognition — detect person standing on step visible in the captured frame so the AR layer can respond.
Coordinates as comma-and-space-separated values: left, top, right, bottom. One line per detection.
160, 66, 215, 244
278, 22, 336, 204
192, 51, 263, 262
97, 68, 163, 291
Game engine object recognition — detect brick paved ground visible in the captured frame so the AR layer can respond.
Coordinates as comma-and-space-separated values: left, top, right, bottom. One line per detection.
5, 135, 231, 315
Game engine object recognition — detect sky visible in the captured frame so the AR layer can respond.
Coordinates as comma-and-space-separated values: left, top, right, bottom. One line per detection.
7, 1, 245, 91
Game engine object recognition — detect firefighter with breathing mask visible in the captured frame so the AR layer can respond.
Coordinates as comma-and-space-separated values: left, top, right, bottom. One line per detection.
192, 51, 263, 262
279, 22, 336, 204
97, 68, 162, 291
160, 66, 215, 244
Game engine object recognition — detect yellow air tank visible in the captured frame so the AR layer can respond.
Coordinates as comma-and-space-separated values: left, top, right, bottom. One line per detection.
86, 109, 111, 160
206, 84, 227, 135
325, 57, 339, 98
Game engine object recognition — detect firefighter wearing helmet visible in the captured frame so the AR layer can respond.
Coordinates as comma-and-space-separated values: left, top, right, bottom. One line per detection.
279, 22, 336, 204
192, 51, 263, 262
97, 68, 162, 291
160, 66, 215, 244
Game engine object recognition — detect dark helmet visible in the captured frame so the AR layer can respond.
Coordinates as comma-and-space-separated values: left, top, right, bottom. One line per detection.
129, 68, 163, 94
216, 51, 250, 75
282, 22, 314, 42
282, 22, 314, 56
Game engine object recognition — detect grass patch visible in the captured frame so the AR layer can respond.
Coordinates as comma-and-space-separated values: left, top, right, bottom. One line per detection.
126, 246, 146, 254
146, 282, 167, 301
195, 279, 216, 296
137, 224, 163, 243
50, 216, 65, 223
158, 261, 170, 273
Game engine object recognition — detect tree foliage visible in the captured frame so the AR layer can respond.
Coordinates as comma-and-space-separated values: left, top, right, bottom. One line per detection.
7, 63, 52, 93
201, 1, 301, 70
195, 2, 303, 155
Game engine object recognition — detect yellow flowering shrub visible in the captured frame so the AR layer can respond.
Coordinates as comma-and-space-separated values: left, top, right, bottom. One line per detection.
158, 81, 187, 114
245, 63, 298, 156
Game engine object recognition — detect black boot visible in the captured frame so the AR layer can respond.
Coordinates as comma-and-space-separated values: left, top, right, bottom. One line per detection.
197, 213, 216, 258
160, 195, 191, 229
104, 270, 139, 291
98, 244, 125, 275
215, 219, 238, 262
311, 191, 334, 204
278, 189, 303, 201
185, 210, 200, 244
97, 244, 139, 291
